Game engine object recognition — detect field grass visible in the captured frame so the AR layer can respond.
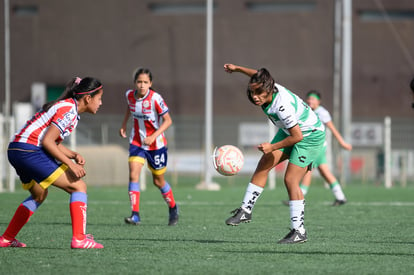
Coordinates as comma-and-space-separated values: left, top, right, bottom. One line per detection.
0, 176, 413, 275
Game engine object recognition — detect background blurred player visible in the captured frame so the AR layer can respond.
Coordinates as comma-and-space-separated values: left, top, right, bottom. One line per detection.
0, 77, 104, 249
120, 68, 178, 226
223, 64, 325, 244
285, 90, 352, 206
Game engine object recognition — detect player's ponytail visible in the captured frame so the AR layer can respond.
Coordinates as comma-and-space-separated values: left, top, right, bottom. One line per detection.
42, 77, 103, 112
246, 68, 276, 104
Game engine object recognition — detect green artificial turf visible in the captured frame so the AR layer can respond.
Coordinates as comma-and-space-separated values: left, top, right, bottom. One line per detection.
0, 176, 413, 274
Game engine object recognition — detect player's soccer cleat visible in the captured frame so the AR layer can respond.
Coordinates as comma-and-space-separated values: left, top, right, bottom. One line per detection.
225, 207, 252, 226
71, 235, 104, 249
332, 199, 347, 206
124, 212, 141, 225
168, 205, 179, 226
0, 236, 26, 248
277, 229, 307, 244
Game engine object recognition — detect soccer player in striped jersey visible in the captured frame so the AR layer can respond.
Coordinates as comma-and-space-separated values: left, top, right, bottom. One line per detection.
0, 77, 104, 249
224, 64, 325, 244
120, 68, 178, 226
298, 90, 352, 205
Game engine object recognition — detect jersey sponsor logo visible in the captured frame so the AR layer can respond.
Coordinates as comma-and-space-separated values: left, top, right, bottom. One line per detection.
279, 105, 285, 112
56, 111, 75, 129
133, 113, 151, 120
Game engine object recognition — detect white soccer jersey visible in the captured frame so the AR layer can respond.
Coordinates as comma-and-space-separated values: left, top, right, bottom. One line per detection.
263, 83, 325, 136
314, 106, 332, 124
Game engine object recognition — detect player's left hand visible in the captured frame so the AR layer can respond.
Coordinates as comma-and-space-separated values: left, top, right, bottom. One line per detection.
257, 142, 273, 154
224, 64, 237, 73
143, 136, 155, 146
74, 153, 86, 166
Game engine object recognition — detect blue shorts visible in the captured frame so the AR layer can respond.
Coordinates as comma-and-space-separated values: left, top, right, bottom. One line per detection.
128, 145, 168, 175
7, 142, 68, 190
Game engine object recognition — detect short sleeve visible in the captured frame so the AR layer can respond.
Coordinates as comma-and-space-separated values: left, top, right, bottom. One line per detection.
51, 105, 77, 134
316, 107, 332, 124
154, 94, 169, 115
275, 101, 298, 129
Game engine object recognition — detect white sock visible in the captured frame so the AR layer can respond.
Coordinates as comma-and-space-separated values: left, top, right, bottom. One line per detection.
330, 182, 346, 201
289, 200, 306, 234
241, 183, 263, 214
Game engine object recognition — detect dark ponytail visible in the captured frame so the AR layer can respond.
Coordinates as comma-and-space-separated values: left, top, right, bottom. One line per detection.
42, 77, 103, 112
246, 68, 276, 104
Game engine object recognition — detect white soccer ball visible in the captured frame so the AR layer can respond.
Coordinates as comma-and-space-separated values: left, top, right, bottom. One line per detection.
213, 145, 244, 176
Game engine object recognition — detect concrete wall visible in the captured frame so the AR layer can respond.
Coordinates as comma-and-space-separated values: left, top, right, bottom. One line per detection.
1, 0, 413, 119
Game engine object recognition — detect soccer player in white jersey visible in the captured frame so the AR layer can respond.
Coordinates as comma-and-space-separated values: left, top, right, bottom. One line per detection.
224, 64, 325, 244
120, 68, 178, 226
296, 90, 352, 205
0, 77, 104, 249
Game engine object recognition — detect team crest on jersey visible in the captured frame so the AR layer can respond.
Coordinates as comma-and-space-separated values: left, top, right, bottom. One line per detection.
142, 100, 151, 114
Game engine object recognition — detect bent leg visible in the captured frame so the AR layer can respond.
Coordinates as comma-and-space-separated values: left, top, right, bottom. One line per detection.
318, 164, 337, 184
251, 150, 289, 187
284, 163, 308, 201
243, 150, 288, 212
154, 173, 176, 208
1, 183, 48, 242
318, 164, 346, 202
299, 170, 313, 196
52, 171, 89, 241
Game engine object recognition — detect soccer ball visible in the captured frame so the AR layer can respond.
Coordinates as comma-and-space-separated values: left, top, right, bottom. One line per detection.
213, 145, 244, 176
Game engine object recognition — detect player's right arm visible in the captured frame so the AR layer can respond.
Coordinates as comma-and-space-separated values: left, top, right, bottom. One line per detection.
42, 125, 86, 178
224, 64, 257, 77
258, 125, 303, 154
325, 121, 352, 150
119, 105, 131, 138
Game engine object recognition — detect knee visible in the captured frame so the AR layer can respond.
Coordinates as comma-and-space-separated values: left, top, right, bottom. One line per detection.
284, 176, 298, 189
152, 175, 164, 188
33, 188, 48, 204
68, 180, 87, 194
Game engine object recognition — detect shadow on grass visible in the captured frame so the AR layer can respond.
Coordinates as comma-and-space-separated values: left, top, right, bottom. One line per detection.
100, 237, 258, 244
220, 249, 414, 257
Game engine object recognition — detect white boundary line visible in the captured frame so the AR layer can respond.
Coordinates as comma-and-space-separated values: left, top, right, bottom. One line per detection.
38, 200, 414, 207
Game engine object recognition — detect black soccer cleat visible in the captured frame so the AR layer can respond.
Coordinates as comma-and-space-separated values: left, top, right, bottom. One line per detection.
225, 207, 252, 226
277, 229, 307, 244
124, 212, 141, 225
332, 199, 347, 206
168, 205, 179, 226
